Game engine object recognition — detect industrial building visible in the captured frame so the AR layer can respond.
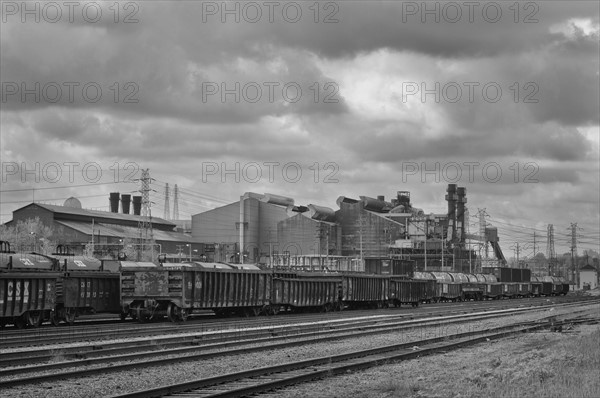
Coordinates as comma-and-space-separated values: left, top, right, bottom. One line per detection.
4, 184, 508, 271
6, 193, 202, 260
191, 192, 290, 263
579, 264, 598, 290
190, 185, 507, 273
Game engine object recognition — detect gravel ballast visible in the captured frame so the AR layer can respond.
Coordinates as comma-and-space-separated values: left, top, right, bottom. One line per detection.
1, 303, 597, 398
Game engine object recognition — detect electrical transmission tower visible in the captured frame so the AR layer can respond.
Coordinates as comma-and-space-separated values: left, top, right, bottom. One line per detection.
172, 184, 179, 220
163, 183, 170, 220
137, 169, 155, 261
546, 224, 555, 276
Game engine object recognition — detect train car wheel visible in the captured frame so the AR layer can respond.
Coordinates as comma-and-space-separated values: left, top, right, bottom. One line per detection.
27, 311, 42, 327
50, 311, 61, 326
119, 312, 128, 321
251, 307, 261, 317
65, 309, 76, 325
135, 305, 148, 323
167, 303, 180, 322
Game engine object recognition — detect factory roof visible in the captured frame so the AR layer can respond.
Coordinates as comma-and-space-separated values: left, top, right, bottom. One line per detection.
55, 220, 202, 243
14, 203, 175, 228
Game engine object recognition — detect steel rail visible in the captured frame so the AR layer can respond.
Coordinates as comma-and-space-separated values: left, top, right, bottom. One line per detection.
112, 315, 597, 398
0, 299, 596, 388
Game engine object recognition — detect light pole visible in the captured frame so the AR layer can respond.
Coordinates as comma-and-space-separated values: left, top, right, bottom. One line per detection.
30, 232, 36, 253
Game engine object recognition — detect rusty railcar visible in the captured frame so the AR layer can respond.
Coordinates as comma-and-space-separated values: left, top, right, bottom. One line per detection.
475, 274, 502, 299
340, 274, 389, 309
420, 272, 463, 302
540, 276, 556, 296
121, 264, 271, 322
501, 282, 519, 298
271, 277, 341, 313
452, 273, 485, 301
543, 276, 564, 295
49, 256, 121, 325
412, 272, 437, 303
53, 270, 121, 325
516, 282, 532, 297
0, 272, 59, 328
389, 278, 430, 307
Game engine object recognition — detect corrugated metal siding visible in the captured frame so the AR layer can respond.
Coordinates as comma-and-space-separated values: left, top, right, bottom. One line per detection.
273, 278, 338, 307
342, 275, 388, 302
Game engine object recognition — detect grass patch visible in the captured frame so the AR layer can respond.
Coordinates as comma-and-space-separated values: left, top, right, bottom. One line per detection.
462, 328, 600, 398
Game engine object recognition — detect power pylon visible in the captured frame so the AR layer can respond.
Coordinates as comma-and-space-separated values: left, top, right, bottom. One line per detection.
172, 184, 179, 220
163, 183, 170, 220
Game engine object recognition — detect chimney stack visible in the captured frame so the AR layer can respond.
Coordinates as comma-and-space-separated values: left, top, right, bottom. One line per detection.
456, 187, 467, 245
109, 192, 120, 213
121, 194, 131, 214
445, 184, 457, 242
132, 196, 142, 216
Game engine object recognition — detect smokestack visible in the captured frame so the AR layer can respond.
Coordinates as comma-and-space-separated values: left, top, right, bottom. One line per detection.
109, 192, 120, 213
377, 195, 385, 201
456, 187, 467, 245
132, 196, 142, 216
445, 184, 457, 242
397, 191, 410, 208
121, 194, 131, 214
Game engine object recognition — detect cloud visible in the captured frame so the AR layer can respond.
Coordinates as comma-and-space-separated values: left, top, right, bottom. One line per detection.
1, 1, 598, 254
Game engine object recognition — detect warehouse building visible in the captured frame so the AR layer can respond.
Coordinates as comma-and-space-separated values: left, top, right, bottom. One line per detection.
6, 194, 201, 260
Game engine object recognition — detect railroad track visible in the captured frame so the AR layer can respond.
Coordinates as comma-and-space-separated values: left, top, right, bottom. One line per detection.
111, 313, 599, 398
0, 295, 588, 349
1, 296, 592, 366
0, 298, 597, 390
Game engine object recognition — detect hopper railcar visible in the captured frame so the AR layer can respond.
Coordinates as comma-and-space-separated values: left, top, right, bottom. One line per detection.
1, 242, 122, 327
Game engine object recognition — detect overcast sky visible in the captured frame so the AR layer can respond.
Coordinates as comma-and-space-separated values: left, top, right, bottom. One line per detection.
1, 1, 599, 257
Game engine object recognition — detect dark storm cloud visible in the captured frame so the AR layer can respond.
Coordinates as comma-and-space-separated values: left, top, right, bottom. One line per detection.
317, 112, 591, 164
159, 1, 596, 59
2, 1, 596, 128
1, 0, 598, 248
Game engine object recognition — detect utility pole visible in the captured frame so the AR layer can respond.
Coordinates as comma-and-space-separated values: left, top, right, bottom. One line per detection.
511, 243, 521, 268
477, 208, 489, 271
546, 224, 555, 276
568, 223, 582, 288
176, 245, 184, 263
531, 231, 537, 274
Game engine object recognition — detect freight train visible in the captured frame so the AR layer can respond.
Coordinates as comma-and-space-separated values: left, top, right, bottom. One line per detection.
118, 264, 570, 323
0, 242, 570, 328
0, 242, 121, 328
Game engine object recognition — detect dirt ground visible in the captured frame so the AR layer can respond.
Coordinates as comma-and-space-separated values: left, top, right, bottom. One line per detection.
276, 306, 600, 398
